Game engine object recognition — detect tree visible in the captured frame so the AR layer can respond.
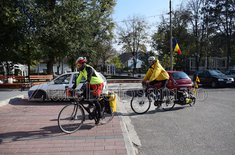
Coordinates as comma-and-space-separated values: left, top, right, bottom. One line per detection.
203, 0, 235, 69
187, 0, 206, 70
64, 0, 116, 72
92, 41, 116, 72
0, 0, 22, 75
151, 8, 193, 71
117, 16, 149, 75
110, 55, 123, 69
35, 0, 116, 74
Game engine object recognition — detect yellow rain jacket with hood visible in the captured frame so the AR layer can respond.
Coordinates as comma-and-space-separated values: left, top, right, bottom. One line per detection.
143, 60, 169, 81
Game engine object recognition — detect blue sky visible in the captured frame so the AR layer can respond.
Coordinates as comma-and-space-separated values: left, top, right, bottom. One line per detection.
113, 0, 184, 24
112, 0, 185, 52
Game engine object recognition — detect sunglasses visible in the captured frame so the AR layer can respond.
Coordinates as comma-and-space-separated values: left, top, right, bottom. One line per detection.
76, 63, 82, 67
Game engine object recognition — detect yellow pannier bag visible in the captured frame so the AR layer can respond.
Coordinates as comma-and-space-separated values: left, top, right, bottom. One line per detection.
108, 92, 117, 112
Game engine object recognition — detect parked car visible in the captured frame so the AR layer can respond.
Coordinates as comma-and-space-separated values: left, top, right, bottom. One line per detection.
195, 70, 234, 88
152, 71, 193, 90
28, 72, 108, 101
167, 71, 193, 90
224, 70, 235, 79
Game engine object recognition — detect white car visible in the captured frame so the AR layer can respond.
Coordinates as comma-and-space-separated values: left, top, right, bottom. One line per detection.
28, 72, 108, 101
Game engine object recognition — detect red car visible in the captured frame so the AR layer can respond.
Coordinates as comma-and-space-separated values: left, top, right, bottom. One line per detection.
149, 71, 193, 90
167, 71, 193, 90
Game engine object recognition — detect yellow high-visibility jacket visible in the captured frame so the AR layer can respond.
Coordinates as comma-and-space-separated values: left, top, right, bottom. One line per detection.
143, 60, 169, 81
76, 64, 103, 85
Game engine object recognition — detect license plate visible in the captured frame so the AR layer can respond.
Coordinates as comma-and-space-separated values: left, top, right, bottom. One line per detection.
226, 81, 232, 83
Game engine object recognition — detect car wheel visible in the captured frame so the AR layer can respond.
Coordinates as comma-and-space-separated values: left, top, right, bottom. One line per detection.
32, 90, 47, 101
211, 81, 217, 88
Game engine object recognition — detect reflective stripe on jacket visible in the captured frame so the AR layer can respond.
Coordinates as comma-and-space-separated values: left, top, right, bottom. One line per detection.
76, 64, 104, 85
143, 60, 169, 81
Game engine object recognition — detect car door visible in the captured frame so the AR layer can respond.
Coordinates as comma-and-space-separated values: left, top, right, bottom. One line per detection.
198, 71, 208, 86
47, 73, 72, 99
204, 71, 212, 86
71, 72, 86, 90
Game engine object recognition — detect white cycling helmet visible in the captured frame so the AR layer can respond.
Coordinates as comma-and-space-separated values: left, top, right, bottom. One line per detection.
148, 56, 156, 62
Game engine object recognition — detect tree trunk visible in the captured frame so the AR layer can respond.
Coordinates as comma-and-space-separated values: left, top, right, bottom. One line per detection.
27, 63, 31, 82
47, 60, 54, 75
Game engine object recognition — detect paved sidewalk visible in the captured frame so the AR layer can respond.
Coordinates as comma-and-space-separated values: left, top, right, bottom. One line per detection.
0, 96, 135, 155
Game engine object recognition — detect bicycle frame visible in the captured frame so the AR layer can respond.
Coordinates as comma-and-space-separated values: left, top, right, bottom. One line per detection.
71, 98, 97, 119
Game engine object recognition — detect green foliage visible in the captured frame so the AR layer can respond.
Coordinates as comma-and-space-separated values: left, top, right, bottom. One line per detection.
110, 56, 122, 69
151, 9, 193, 69
0, 0, 116, 74
117, 16, 148, 54
152, 0, 235, 70
203, 0, 235, 67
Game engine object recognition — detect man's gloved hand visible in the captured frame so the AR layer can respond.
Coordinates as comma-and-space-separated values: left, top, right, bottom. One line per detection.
142, 80, 149, 84
142, 80, 150, 88
142, 80, 146, 85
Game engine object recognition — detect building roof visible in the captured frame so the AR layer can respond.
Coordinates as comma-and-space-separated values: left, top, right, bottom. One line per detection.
119, 52, 133, 64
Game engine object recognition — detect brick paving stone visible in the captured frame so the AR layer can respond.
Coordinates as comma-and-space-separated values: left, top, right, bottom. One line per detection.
0, 99, 128, 155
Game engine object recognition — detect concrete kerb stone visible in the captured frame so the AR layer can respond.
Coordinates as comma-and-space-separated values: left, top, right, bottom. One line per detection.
0, 95, 25, 107
116, 94, 141, 155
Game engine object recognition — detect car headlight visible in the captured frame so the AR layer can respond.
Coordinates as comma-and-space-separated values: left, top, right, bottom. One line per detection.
217, 79, 224, 81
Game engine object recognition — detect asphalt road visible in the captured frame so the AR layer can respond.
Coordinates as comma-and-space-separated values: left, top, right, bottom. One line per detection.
0, 86, 234, 155
122, 88, 235, 155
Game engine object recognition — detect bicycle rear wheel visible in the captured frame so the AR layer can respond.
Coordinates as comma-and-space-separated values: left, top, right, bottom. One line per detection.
58, 103, 85, 134
162, 89, 175, 111
131, 95, 151, 114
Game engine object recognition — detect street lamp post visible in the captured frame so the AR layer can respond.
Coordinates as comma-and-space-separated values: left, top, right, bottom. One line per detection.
169, 0, 173, 70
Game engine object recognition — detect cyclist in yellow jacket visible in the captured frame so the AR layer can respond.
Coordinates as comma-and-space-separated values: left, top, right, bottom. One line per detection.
73, 57, 104, 124
142, 56, 169, 105
143, 56, 169, 87
74, 57, 104, 97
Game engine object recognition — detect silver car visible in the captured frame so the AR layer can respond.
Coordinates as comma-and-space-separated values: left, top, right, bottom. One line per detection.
28, 72, 108, 101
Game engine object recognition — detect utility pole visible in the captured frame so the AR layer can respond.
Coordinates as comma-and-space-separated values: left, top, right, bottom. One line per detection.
169, 0, 173, 70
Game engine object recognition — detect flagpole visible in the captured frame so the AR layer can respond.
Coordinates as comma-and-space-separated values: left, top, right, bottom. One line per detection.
169, 0, 173, 70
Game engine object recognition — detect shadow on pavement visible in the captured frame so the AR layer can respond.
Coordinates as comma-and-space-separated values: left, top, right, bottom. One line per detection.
9, 98, 69, 106
0, 125, 64, 144
117, 106, 186, 117
0, 123, 95, 144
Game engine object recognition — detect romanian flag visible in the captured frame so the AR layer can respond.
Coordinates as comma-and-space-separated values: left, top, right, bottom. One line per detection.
172, 38, 182, 55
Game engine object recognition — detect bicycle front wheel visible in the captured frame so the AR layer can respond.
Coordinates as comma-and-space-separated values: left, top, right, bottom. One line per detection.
58, 103, 85, 134
130, 96, 151, 114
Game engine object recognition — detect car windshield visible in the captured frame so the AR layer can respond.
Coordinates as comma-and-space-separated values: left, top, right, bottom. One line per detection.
230, 70, 235, 74
172, 72, 190, 80
209, 70, 223, 76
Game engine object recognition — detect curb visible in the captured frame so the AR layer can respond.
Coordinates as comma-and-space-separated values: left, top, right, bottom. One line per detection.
0, 95, 25, 107
117, 95, 141, 155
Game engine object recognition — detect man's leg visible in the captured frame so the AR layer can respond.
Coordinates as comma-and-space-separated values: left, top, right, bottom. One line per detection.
93, 100, 101, 124
90, 84, 104, 124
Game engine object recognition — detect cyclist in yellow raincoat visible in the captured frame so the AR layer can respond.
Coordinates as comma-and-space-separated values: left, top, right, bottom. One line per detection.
142, 56, 169, 87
